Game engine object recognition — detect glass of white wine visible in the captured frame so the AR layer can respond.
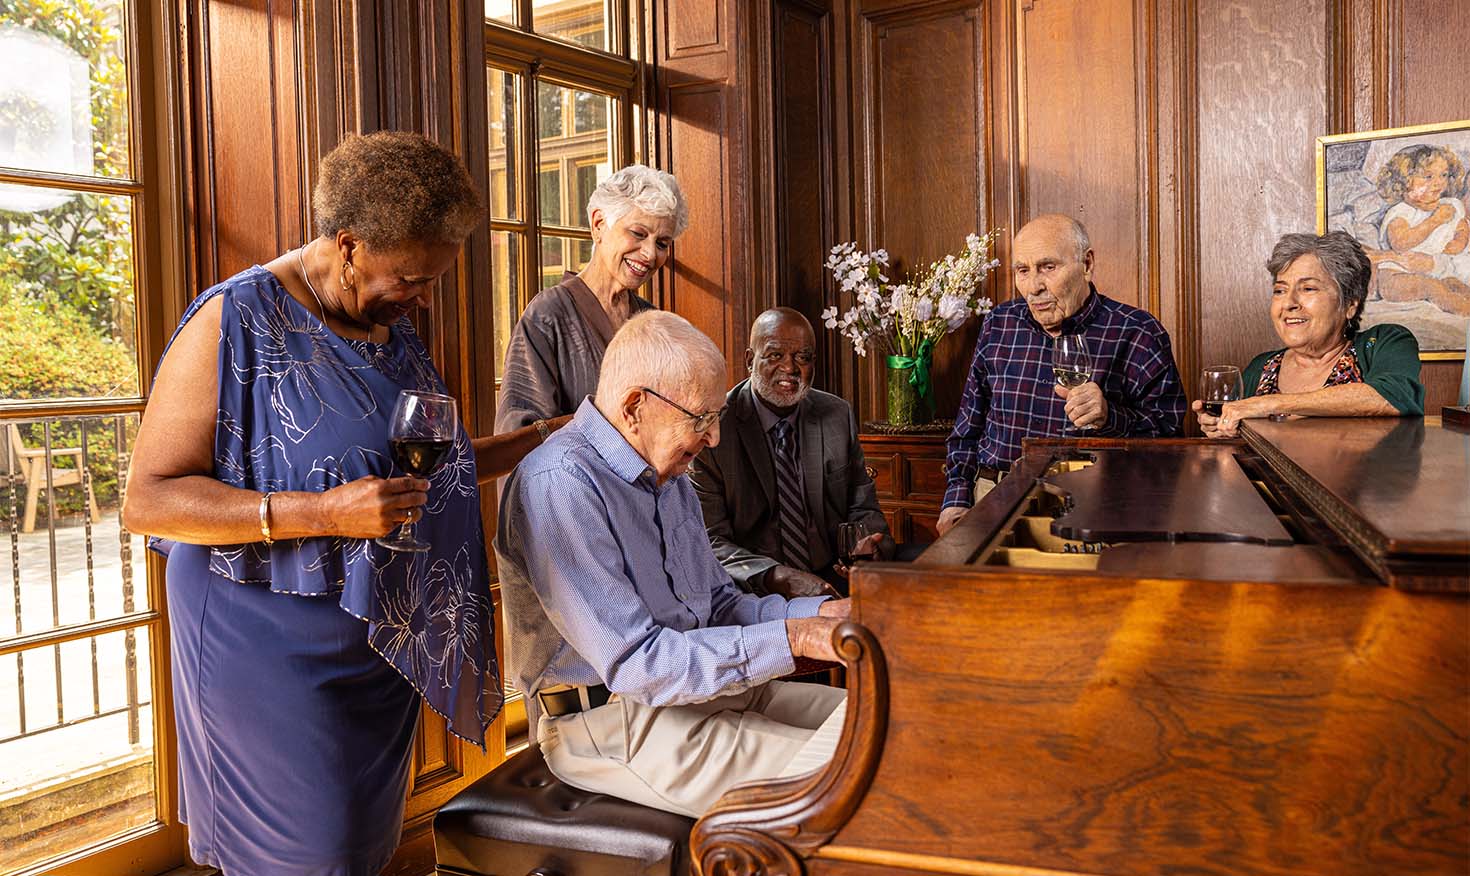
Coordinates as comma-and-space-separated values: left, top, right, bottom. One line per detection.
1053, 333, 1093, 434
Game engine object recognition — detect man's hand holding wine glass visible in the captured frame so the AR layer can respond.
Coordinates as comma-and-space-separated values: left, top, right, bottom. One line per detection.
1052, 333, 1107, 432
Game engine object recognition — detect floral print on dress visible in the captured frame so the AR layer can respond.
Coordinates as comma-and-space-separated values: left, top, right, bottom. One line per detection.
150, 266, 501, 746
1255, 343, 1364, 396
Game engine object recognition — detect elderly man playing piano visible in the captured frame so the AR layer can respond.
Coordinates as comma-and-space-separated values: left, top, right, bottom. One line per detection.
496, 310, 850, 818
937, 214, 1186, 535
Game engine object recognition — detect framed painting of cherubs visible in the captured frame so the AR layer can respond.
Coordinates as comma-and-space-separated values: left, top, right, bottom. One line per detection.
1317, 119, 1470, 360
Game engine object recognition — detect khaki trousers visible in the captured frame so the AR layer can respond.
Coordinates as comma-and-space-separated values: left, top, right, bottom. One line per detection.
538, 681, 847, 817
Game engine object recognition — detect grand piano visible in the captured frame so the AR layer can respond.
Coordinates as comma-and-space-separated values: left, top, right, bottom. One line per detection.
691, 417, 1469, 876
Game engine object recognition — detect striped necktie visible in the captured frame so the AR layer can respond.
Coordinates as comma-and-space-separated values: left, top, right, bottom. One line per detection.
770, 419, 811, 570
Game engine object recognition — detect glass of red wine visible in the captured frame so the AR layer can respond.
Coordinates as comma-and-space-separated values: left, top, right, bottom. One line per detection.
1199, 366, 1244, 419
376, 389, 458, 553
837, 521, 873, 567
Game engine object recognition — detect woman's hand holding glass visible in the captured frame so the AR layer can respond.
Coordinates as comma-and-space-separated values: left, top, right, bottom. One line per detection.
1193, 365, 1245, 438
305, 475, 429, 539
377, 390, 460, 552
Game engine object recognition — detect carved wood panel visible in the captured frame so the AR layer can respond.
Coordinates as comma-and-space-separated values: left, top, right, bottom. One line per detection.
1196, 0, 1328, 381
1018, 0, 1143, 309
772, 1, 838, 392
664, 84, 742, 383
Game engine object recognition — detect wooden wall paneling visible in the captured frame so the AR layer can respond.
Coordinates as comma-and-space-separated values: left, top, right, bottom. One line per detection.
770, 0, 840, 392
1389, 0, 1470, 129
653, 0, 751, 386
1017, 0, 1143, 310
854, 0, 986, 419
1196, 0, 1327, 378
1154, 0, 1201, 399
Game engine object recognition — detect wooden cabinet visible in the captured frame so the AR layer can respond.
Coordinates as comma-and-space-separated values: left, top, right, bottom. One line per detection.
858, 430, 948, 545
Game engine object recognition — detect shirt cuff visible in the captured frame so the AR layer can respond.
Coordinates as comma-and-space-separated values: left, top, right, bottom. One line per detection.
1100, 402, 1129, 436
942, 481, 974, 509
739, 618, 797, 680
785, 595, 829, 619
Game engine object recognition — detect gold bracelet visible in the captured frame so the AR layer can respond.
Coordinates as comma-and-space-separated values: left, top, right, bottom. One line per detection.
259, 491, 275, 545
534, 419, 550, 442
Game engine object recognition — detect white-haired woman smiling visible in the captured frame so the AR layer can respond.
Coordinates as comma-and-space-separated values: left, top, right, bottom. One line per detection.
495, 164, 690, 435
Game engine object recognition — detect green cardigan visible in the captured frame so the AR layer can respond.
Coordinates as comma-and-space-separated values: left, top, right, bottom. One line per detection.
1241, 323, 1424, 415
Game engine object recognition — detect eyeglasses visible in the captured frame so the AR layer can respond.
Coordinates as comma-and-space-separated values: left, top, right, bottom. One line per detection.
641, 386, 726, 433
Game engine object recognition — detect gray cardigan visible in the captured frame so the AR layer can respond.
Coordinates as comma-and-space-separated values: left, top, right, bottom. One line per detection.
494, 273, 655, 434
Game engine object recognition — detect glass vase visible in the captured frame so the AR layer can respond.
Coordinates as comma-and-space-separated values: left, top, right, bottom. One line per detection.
886, 360, 932, 427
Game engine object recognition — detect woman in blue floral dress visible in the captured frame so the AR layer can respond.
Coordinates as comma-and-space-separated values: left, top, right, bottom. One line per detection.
122, 132, 561, 876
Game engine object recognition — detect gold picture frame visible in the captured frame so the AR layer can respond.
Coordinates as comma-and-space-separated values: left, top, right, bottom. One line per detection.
1316, 119, 1470, 362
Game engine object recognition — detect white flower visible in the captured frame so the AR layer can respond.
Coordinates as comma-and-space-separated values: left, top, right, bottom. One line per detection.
821, 306, 839, 328
913, 296, 934, 323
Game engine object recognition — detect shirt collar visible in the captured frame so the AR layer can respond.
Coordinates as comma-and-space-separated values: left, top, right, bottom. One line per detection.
573, 397, 657, 485
750, 383, 800, 435
1024, 284, 1102, 336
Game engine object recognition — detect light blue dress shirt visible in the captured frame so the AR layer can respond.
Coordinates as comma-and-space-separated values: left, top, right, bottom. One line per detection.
496, 398, 828, 722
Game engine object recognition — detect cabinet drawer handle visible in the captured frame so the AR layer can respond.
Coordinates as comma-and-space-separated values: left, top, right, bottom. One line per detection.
865, 465, 878, 479
941, 462, 949, 477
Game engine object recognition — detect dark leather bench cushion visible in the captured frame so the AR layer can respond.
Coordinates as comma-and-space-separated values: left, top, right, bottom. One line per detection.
434, 745, 694, 876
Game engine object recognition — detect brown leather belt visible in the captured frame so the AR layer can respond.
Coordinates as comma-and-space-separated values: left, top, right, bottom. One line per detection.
537, 684, 611, 717
976, 463, 1009, 483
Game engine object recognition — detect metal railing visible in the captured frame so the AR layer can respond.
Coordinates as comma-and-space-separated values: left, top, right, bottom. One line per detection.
1, 414, 148, 748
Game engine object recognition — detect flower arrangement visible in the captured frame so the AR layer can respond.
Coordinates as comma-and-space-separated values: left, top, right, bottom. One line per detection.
820, 231, 1001, 424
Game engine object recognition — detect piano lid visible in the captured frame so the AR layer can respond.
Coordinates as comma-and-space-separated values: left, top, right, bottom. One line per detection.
1044, 443, 1295, 545
1242, 417, 1470, 556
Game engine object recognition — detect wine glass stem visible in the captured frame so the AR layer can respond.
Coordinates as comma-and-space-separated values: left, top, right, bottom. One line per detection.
398, 519, 416, 543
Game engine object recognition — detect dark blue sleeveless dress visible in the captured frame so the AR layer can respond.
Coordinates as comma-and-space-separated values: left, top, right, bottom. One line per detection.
152, 266, 501, 875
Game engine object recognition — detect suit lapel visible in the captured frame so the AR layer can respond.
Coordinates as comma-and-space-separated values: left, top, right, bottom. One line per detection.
734, 382, 777, 507
798, 398, 825, 533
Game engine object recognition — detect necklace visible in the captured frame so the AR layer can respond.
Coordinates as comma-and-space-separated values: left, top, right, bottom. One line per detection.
297, 244, 372, 342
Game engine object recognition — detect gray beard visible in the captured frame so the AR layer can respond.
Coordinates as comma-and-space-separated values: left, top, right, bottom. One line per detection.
751, 370, 811, 409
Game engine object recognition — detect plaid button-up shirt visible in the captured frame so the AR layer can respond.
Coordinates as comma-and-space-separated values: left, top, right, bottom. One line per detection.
943, 287, 1185, 509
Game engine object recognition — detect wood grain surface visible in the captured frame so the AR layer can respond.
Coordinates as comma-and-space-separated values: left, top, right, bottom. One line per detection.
831, 566, 1469, 875
1242, 417, 1470, 554
1045, 445, 1294, 545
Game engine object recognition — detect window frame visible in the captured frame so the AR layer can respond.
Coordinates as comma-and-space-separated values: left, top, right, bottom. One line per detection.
484, 3, 641, 748
0, 1, 190, 874
485, 10, 640, 390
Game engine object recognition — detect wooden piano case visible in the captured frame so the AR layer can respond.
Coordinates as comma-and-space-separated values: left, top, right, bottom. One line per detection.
693, 418, 1469, 876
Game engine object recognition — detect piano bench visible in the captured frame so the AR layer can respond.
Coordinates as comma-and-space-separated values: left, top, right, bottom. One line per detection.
432, 744, 695, 876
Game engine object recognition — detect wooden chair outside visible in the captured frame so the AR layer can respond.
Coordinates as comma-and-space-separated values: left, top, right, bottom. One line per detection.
5, 423, 101, 533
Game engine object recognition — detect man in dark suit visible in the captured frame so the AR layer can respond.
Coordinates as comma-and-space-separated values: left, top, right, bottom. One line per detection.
691, 308, 893, 598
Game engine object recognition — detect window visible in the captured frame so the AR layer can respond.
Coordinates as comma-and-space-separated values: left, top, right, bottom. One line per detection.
486, 0, 638, 745
486, 1, 638, 378
0, 2, 184, 874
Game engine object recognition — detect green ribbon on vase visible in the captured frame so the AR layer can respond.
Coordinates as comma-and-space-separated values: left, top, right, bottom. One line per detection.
886, 337, 934, 406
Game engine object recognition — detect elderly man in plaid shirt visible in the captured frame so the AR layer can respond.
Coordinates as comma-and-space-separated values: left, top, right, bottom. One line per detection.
936, 214, 1186, 535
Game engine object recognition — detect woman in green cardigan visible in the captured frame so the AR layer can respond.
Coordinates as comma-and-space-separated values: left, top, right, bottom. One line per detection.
1195, 231, 1424, 438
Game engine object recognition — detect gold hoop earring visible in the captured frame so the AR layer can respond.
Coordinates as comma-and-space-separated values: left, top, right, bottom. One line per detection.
339, 260, 356, 294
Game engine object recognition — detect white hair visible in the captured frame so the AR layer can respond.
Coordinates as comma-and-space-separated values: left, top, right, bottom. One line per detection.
596, 311, 725, 414
586, 164, 690, 237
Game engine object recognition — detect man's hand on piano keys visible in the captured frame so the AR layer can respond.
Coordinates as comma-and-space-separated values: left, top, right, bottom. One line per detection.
817, 597, 851, 619
785, 615, 843, 662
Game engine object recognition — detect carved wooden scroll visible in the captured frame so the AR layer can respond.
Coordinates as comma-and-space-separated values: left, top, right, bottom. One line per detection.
691, 622, 889, 876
